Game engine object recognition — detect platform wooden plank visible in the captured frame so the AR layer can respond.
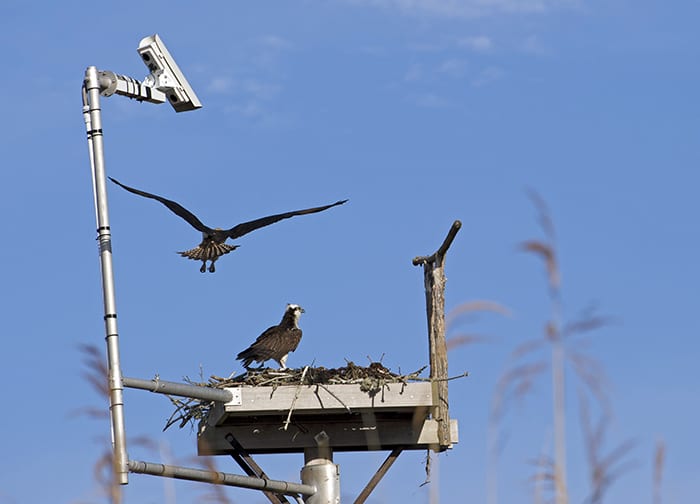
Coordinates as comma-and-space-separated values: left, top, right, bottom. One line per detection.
214, 381, 434, 420
198, 416, 459, 454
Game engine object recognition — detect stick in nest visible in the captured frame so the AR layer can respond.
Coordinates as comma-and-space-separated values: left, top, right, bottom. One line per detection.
283, 365, 310, 431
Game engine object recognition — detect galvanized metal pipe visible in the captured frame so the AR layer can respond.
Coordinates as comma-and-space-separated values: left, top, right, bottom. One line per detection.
123, 376, 233, 403
128, 460, 316, 497
83, 65, 129, 487
302, 445, 340, 504
300, 460, 339, 504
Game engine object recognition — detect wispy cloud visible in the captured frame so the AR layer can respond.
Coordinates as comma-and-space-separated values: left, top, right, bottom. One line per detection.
520, 34, 549, 55
204, 34, 290, 124
206, 74, 284, 125
410, 92, 450, 108
241, 79, 282, 100
207, 77, 281, 99
223, 99, 289, 128
207, 76, 234, 93
404, 63, 424, 81
471, 66, 504, 87
227, 101, 265, 119
458, 35, 494, 52
404, 58, 469, 82
347, 0, 579, 18
437, 58, 469, 78
257, 34, 293, 51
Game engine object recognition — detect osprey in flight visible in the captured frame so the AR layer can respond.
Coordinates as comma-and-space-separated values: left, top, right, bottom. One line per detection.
237, 304, 305, 370
109, 177, 347, 273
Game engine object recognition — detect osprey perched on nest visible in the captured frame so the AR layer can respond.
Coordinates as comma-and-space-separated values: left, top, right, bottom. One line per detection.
109, 177, 347, 273
237, 304, 305, 370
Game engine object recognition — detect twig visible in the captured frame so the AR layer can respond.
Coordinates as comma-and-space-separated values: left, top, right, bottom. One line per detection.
410, 371, 469, 383
420, 448, 432, 487
316, 383, 352, 412
283, 366, 309, 431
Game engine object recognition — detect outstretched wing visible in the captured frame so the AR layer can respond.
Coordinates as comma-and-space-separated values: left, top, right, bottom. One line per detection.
109, 177, 212, 233
225, 199, 348, 239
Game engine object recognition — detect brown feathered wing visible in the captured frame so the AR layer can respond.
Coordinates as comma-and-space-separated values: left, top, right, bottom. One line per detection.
237, 324, 302, 368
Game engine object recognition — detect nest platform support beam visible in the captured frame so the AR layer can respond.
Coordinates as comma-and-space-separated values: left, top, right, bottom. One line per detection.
353, 448, 403, 504
225, 433, 291, 504
413, 220, 462, 450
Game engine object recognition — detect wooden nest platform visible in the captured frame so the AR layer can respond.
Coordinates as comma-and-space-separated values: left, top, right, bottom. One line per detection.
213, 361, 425, 390
170, 362, 460, 455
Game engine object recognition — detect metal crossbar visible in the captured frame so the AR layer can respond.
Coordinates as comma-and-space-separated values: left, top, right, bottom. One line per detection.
123, 376, 233, 403
353, 448, 403, 504
128, 460, 315, 497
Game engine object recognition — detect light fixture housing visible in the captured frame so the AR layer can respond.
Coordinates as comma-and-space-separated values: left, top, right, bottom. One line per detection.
137, 34, 202, 112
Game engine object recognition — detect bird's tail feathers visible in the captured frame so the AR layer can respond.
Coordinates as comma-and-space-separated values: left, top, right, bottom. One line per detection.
178, 243, 239, 261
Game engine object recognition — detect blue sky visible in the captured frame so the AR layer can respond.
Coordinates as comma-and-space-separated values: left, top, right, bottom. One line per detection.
1, 1, 698, 502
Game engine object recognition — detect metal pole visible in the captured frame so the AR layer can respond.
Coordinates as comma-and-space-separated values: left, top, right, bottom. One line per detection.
301, 457, 339, 504
123, 376, 233, 403
83, 65, 129, 487
128, 460, 316, 497
301, 433, 340, 504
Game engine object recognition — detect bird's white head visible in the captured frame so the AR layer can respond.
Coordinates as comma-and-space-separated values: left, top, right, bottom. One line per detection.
286, 303, 305, 321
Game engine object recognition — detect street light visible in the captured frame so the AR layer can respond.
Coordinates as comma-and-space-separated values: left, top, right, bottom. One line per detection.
81, 33, 201, 496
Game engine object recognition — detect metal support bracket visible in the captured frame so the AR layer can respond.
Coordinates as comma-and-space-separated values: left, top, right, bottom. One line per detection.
226, 433, 292, 504
353, 448, 403, 504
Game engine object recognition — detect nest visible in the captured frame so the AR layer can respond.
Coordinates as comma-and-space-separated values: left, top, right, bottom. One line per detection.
164, 361, 428, 431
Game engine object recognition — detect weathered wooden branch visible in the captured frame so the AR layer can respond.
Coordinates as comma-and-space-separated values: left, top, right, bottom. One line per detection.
412, 220, 462, 267
283, 366, 310, 431
413, 220, 461, 450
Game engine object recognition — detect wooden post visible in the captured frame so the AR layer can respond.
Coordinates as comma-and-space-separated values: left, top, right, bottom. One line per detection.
413, 220, 461, 450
